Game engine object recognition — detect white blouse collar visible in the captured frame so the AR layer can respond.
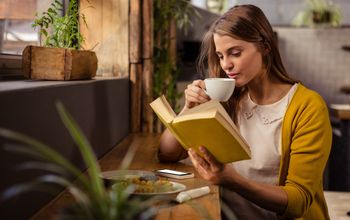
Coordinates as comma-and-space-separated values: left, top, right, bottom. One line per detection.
241, 84, 297, 125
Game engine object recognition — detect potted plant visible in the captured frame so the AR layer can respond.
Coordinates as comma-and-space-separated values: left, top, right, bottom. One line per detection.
292, 0, 342, 27
22, 0, 97, 80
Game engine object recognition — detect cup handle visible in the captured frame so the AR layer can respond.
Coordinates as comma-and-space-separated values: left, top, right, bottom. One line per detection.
203, 89, 211, 99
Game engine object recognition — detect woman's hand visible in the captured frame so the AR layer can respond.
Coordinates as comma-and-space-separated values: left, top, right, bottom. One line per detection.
183, 80, 210, 109
188, 146, 236, 185
189, 147, 288, 213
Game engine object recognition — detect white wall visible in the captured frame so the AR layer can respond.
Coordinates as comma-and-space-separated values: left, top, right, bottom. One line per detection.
276, 27, 350, 105
192, 0, 350, 26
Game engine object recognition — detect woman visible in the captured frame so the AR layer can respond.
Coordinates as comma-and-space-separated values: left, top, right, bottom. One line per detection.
158, 4, 332, 220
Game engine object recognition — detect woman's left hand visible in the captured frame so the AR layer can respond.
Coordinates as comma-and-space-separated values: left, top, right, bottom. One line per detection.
188, 146, 235, 185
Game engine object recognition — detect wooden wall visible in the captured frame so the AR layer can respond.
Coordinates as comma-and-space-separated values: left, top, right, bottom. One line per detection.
0, 0, 36, 19
80, 0, 154, 133
80, 0, 129, 77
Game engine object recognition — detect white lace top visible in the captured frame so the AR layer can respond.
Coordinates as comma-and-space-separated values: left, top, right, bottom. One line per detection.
222, 84, 298, 219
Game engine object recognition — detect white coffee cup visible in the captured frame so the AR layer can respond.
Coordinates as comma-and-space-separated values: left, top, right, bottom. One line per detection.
204, 78, 235, 102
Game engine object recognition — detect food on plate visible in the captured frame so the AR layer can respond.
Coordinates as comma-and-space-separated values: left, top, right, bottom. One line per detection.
115, 176, 174, 193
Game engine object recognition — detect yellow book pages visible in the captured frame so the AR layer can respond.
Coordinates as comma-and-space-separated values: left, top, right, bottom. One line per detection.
178, 100, 219, 117
149, 95, 176, 124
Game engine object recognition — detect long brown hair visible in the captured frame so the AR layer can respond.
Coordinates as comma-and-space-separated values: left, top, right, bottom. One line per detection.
197, 4, 297, 123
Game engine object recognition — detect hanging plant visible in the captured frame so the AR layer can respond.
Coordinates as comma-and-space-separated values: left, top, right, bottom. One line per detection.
292, 0, 342, 27
153, 0, 197, 114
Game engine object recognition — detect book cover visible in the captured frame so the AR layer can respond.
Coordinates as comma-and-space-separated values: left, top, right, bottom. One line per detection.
150, 95, 251, 163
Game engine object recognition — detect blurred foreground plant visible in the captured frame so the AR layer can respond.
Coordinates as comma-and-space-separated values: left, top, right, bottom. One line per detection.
0, 102, 158, 220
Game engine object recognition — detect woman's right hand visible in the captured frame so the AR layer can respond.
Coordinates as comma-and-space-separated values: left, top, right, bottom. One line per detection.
183, 80, 210, 109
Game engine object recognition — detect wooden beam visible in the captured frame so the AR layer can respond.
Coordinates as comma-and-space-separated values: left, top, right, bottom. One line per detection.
141, 0, 154, 132
130, 63, 142, 132
142, 0, 153, 59
130, 0, 141, 63
142, 58, 154, 133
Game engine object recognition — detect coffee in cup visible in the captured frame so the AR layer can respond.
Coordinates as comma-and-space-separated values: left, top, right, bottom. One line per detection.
204, 78, 235, 102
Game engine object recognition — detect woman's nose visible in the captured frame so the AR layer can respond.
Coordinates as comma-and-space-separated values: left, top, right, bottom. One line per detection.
221, 57, 234, 71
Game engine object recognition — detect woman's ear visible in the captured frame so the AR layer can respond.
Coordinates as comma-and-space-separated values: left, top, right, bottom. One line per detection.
263, 41, 271, 55
263, 48, 270, 55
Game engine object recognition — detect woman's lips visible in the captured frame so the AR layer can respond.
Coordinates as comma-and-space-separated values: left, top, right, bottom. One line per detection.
227, 73, 239, 78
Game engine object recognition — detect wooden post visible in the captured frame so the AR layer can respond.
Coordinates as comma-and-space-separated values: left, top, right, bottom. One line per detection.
142, 0, 153, 59
142, 0, 154, 133
130, 0, 142, 132
142, 59, 154, 133
130, 0, 141, 63
130, 63, 142, 132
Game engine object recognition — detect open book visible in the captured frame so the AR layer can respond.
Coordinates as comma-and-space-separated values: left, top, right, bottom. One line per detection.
150, 95, 251, 163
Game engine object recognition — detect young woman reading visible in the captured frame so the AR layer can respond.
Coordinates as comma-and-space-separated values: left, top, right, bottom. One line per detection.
158, 4, 332, 220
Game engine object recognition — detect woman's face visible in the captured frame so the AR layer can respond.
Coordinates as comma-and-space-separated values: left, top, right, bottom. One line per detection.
213, 33, 265, 87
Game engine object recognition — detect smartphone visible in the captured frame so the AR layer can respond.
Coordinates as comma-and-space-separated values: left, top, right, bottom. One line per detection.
154, 169, 194, 179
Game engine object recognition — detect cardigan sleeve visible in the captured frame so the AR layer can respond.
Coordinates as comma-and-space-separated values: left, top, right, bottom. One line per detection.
280, 91, 332, 218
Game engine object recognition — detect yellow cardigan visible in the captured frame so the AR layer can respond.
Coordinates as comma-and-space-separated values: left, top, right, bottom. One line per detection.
279, 84, 332, 219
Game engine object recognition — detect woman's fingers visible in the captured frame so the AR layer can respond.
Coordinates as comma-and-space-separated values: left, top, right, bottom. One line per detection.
192, 80, 209, 98
199, 146, 223, 173
188, 148, 210, 172
188, 148, 227, 184
185, 89, 208, 103
184, 80, 210, 108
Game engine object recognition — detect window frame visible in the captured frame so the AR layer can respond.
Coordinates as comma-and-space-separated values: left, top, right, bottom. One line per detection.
0, 0, 69, 80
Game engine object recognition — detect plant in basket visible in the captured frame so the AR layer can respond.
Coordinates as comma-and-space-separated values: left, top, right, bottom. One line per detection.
23, 0, 97, 80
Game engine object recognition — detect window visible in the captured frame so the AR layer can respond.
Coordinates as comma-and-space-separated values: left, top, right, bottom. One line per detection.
0, 0, 66, 80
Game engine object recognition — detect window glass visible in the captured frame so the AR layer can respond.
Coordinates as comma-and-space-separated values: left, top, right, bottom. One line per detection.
0, 0, 65, 80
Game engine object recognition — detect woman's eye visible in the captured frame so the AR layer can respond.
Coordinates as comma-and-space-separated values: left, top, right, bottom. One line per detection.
231, 51, 241, 57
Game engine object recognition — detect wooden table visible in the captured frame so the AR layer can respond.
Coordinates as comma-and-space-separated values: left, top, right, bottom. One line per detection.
30, 133, 221, 220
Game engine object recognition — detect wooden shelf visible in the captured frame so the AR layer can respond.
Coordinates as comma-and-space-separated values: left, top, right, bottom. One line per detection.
330, 104, 350, 120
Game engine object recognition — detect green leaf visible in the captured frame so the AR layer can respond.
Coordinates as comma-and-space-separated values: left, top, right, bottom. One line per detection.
15, 161, 69, 176
2, 177, 62, 200
55, 102, 106, 207
42, 29, 48, 37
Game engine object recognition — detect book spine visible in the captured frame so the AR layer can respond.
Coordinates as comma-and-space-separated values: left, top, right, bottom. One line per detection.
152, 111, 188, 149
